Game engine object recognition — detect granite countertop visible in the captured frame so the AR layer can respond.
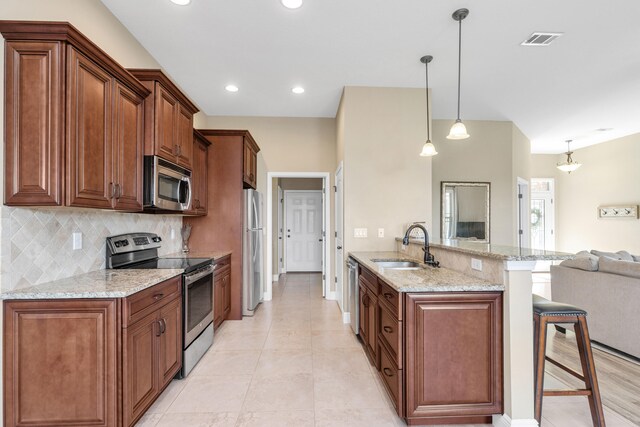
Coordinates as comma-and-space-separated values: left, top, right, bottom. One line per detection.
1, 269, 184, 300
349, 251, 504, 293
398, 237, 574, 261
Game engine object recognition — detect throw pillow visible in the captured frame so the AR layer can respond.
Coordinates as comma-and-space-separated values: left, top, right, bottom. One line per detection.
590, 250, 623, 260
617, 250, 635, 262
559, 254, 599, 271
599, 257, 640, 279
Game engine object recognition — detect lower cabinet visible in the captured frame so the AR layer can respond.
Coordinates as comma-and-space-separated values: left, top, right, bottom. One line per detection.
357, 265, 504, 425
213, 255, 232, 329
3, 276, 183, 427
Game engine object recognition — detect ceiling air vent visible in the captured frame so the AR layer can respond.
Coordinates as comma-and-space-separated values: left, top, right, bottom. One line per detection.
521, 32, 563, 46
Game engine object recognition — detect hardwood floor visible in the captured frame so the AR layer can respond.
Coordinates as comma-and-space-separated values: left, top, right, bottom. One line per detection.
545, 326, 640, 425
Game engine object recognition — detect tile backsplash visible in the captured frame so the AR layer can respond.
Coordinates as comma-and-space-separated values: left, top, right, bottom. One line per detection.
0, 206, 182, 292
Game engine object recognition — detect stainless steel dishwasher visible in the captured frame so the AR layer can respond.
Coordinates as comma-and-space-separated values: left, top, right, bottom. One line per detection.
347, 257, 359, 335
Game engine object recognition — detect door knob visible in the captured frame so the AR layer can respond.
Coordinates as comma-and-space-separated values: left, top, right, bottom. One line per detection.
337, 246, 343, 250
287, 235, 290, 238
318, 239, 323, 242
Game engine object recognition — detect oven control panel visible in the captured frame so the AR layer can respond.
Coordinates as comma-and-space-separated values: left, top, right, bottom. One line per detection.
107, 232, 163, 255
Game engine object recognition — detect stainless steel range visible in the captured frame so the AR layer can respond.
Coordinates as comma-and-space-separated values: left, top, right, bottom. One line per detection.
106, 232, 214, 378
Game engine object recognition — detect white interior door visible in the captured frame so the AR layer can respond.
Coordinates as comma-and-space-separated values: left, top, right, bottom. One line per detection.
335, 164, 344, 310
531, 178, 555, 251
285, 191, 323, 272
277, 186, 284, 275
517, 179, 530, 250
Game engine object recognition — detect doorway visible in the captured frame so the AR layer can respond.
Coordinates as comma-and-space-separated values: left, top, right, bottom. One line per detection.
284, 190, 323, 272
266, 172, 332, 301
530, 178, 555, 251
517, 178, 530, 250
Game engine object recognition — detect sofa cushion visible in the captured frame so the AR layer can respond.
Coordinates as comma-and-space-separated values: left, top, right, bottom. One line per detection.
616, 251, 635, 262
599, 257, 640, 279
590, 250, 623, 260
634, 255, 640, 262
560, 253, 599, 271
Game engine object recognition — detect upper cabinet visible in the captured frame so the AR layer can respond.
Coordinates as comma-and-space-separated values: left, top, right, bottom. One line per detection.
242, 133, 259, 189
0, 21, 149, 210
128, 69, 199, 170
186, 130, 210, 216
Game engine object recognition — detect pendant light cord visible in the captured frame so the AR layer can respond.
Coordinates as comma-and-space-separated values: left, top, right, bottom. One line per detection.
456, 17, 462, 121
425, 60, 430, 141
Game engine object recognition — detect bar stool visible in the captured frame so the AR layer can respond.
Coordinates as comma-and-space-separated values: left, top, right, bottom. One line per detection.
532, 294, 606, 426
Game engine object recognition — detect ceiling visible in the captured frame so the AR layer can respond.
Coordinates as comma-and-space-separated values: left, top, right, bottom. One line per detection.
101, 0, 640, 153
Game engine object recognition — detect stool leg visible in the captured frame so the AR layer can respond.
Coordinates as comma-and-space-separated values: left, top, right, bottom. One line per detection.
534, 315, 548, 424
575, 316, 606, 427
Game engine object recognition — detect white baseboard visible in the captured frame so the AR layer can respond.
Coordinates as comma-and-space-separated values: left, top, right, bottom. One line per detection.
325, 291, 336, 300
342, 311, 350, 324
272, 274, 279, 281
493, 414, 538, 427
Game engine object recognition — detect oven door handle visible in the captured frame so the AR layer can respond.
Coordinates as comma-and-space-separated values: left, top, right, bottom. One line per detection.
184, 264, 215, 285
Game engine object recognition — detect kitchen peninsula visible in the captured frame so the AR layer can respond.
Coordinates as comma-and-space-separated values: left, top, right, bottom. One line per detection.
349, 239, 572, 426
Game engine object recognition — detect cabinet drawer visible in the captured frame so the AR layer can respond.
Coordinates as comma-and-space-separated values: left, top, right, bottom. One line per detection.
360, 265, 377, 288
214, 256, 231, 274
378, 304, 402, 368
123, 276, 181, 327
378, 280, 401, 320
359, 272, 378, 294
379, 342, 402, 414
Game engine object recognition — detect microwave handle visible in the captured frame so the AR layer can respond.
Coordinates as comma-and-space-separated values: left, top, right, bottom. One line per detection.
180, 176, 192, 210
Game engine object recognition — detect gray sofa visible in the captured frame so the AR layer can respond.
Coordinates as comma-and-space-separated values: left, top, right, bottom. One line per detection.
550, 250, 640, 359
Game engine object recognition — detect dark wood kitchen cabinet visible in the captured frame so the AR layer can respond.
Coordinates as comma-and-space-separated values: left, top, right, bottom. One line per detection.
185, 130, 260, 321
186, 130, 210, 215
213, 255, 232, 329
358, 267, 378, 366
0, 21, 149, 210
357, 264, 503, 425
243, 135, 259, 189
128, 69, 199, 170
4, 275, 182, 427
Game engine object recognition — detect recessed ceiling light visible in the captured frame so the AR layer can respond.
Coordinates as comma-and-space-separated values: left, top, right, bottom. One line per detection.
225, 85, 239, 93
292, 86, 305, 94
170, 0, 191, 5
281, 0, 302, 9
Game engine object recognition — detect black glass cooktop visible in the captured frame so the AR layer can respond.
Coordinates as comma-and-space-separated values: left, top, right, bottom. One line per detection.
123, 257, 212, 273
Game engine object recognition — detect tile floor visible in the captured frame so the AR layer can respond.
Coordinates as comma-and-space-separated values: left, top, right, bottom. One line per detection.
136, 273, 637, 427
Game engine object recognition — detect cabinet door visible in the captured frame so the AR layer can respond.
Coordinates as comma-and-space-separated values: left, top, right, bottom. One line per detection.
159, 297, 182, 388
176, 104, 193, 169
112, 81, 144, 211
222, 272, 231, 319
123, 311, 159, 427
154, 83, 179, 161
366, 292, 378, 365
4, 41, 64, 206
358, 284, 368, 345
3, 299, 118, 427
242, 141, 256, 189
213, 274, 224, 329
405, 292, 503, 419
187, 136, 208, 215
66, 46, 113, 208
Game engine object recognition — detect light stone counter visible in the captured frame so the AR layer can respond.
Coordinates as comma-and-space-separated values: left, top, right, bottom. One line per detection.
1, 269, 183, 300
349, 251, 504, 293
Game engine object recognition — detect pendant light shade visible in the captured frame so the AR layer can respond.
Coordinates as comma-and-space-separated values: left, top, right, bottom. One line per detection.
419, 55, 437, 157
556, 140, 582, 173
447, 8, 470, 140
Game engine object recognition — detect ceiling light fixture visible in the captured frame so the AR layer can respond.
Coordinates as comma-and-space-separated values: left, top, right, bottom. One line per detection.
292, 86, 305, 94
281, 0, 302, 9
419, 55, 437, 157
556, 140, 582, 173
225, 84, 239, 93
170, 0, 191, 5
447, 8, 470, 140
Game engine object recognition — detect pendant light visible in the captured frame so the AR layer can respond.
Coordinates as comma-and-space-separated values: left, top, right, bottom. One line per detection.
420, 55, 437, 157
556, 140, 582, 173
447, 8, 470, 140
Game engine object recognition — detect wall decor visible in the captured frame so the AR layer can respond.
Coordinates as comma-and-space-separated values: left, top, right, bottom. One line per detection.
597, 205, 638, 218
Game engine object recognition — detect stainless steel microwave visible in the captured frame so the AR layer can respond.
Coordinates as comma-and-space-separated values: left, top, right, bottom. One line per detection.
143, 156, 192, 212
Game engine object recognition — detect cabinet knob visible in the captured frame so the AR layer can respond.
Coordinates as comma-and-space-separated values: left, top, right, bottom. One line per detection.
383, 326, 393, 333
383, 367, 394, 377
383, 293, 394, 300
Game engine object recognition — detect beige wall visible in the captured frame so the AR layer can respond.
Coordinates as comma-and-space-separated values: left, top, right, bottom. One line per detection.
340, 86, 432, 305
431, 120, 520, 246
532, 134, 640, 254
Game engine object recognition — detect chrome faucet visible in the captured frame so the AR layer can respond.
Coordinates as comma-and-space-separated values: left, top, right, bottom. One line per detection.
402, 223, 440, 268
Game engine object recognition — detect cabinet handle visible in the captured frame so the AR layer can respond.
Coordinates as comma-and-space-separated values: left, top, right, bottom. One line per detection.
383, 326, 393, 333
383, 293, 394, 300
109, 182, 115, 199
159, 318, 166, 334
250, 173, 254, 181
153, 293, 164, 300
155, 320, 162, 337
174, 144, 179, 155
362, 294, 369, 307
383, 367, 394, 377
115, 183, 122, 199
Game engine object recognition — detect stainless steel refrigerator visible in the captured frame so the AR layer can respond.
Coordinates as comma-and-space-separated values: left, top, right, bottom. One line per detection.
243, 189, 263, 316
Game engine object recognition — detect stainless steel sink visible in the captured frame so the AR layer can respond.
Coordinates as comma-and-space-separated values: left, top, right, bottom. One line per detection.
373, 260, 422, 270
